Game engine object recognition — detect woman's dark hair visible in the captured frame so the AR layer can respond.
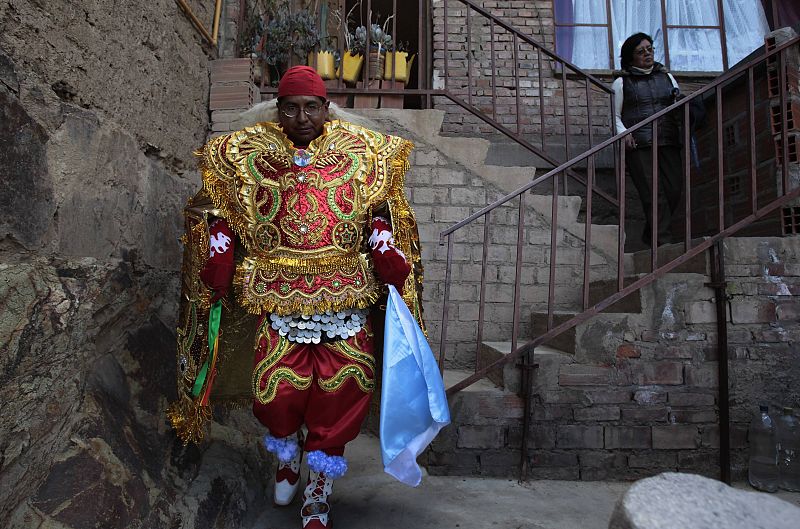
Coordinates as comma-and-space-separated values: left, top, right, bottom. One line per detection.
620, 32, 653, 70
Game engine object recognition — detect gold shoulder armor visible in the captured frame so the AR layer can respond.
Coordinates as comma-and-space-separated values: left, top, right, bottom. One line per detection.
196, 124, 294, 245
323, 121, 414, 206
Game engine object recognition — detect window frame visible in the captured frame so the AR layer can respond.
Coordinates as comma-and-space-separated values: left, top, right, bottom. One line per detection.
552, 0, 731, 72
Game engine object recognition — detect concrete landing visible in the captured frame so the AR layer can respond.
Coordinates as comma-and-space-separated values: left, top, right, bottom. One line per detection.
246, 432, 630, 529
245, 431, 800, 528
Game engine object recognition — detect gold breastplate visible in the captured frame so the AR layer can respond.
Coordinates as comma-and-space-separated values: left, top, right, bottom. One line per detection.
198, 121, 407, 315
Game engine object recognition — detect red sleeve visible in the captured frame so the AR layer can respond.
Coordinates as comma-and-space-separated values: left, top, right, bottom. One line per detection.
368, 216, 411, 294
200, 218, 235, 302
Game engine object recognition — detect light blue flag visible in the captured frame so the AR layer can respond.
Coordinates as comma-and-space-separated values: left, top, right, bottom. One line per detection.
380, 285, 451, 486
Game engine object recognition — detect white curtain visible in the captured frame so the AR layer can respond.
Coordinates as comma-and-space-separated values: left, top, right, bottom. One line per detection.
570, 0, 610, 69
567, 0, 770, 72
666, 0, 723, 71
723, 0, 770, 67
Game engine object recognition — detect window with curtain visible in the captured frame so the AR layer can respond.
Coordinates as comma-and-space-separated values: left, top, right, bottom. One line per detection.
553, 0, 771, 72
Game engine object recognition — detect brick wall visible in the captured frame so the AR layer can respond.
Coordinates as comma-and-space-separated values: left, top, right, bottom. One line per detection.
431, 0, 614, 152
219, 0, 244, 59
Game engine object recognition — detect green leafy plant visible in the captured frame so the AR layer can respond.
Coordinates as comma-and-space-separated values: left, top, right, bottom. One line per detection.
262, 4, 320, 66
345, 7, 394, 56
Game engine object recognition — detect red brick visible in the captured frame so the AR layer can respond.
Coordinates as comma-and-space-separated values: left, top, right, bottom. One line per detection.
585, 390, 632, 404
616, 344, 640, 359
629, 452, 677, 469
670, 409, 717, 423
684, 364, 719, 388
654, 344, 695, 359
622, 407, 669, 423
558, 365, 614, 386
457, 425, 504, 449
619, 361, 684, 385
668, 392, 716, 406
477, 394, 524, 420
573, 406, 620, 421
776, 301, 800, 321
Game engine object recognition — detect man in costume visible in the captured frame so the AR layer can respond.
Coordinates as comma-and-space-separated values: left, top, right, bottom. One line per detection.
168, 66, 425, 529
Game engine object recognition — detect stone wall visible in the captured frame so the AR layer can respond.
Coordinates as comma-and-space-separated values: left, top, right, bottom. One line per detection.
0, 2, 272, 527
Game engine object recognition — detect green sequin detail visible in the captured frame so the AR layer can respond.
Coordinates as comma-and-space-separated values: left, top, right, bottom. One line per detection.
326, 153, 360, 220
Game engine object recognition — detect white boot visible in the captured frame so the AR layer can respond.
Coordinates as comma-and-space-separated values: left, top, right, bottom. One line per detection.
267, 432, 304, 506
300, 469, 334, 528
274, 449, 303, 506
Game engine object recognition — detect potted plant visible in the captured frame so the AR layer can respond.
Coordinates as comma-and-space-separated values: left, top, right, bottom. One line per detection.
309, 41, 337, 80
327, 1, 364, 85
353, 16, 394, 81
384, 40, 413, 83
262, 3, 320, 81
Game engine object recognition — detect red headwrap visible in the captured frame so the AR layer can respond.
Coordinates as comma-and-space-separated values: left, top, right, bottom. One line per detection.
277, 66, 327, 99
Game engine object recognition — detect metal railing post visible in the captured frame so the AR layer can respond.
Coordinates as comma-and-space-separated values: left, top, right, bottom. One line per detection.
708, 240, 731, 485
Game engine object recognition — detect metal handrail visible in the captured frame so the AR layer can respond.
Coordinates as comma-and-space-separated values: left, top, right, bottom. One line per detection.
437, 0, 617, 203
439, 34, 800, 396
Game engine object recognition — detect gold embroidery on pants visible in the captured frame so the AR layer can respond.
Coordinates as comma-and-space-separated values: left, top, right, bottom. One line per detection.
319, 364, 374, 393
323, 340, 376, 373
253, 331, 302, 403
258, 367, 312, 403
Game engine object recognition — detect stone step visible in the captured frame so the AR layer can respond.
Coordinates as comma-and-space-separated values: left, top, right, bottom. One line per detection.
588, 277, 644, 314
529, 311, 580, 352
629, 238, 711, 275
443, 368, 505, 393
476, 342, 573, 395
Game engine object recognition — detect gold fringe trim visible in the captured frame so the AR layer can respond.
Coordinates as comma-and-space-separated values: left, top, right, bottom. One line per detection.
234, 279, 381, 316
245, 252, 365, 275
166, 397, 213, 446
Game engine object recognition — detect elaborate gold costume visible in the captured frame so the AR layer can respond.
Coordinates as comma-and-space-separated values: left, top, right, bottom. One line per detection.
168, 119, 424, 445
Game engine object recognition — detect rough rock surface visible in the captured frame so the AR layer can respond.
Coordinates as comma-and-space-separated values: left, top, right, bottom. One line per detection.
0, 0, 211, 164
0, 2, 279, 528
0, 257, 270, 528
608, 472, 800, 529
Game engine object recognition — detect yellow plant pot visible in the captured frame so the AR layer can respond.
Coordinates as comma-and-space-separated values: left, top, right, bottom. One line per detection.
339, 52, 364, 84
384, 51, 408, 82
308, 51, 336, 80
405, 53, 416, 82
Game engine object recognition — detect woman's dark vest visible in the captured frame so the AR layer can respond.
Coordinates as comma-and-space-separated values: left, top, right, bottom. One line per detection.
620, 66, 681, 148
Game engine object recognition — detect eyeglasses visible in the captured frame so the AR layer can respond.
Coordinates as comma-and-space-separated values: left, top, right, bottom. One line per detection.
634, 45, 655, 56
280, 103, 325, 118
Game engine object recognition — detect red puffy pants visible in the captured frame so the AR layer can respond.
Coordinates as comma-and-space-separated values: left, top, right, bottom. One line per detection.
252, 314, 375, 456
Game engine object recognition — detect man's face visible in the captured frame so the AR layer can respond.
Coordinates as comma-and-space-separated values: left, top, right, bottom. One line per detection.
277, 95, 329, 146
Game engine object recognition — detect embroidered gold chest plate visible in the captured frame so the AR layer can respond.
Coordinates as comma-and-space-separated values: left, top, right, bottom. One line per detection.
199, 121, 409, 315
